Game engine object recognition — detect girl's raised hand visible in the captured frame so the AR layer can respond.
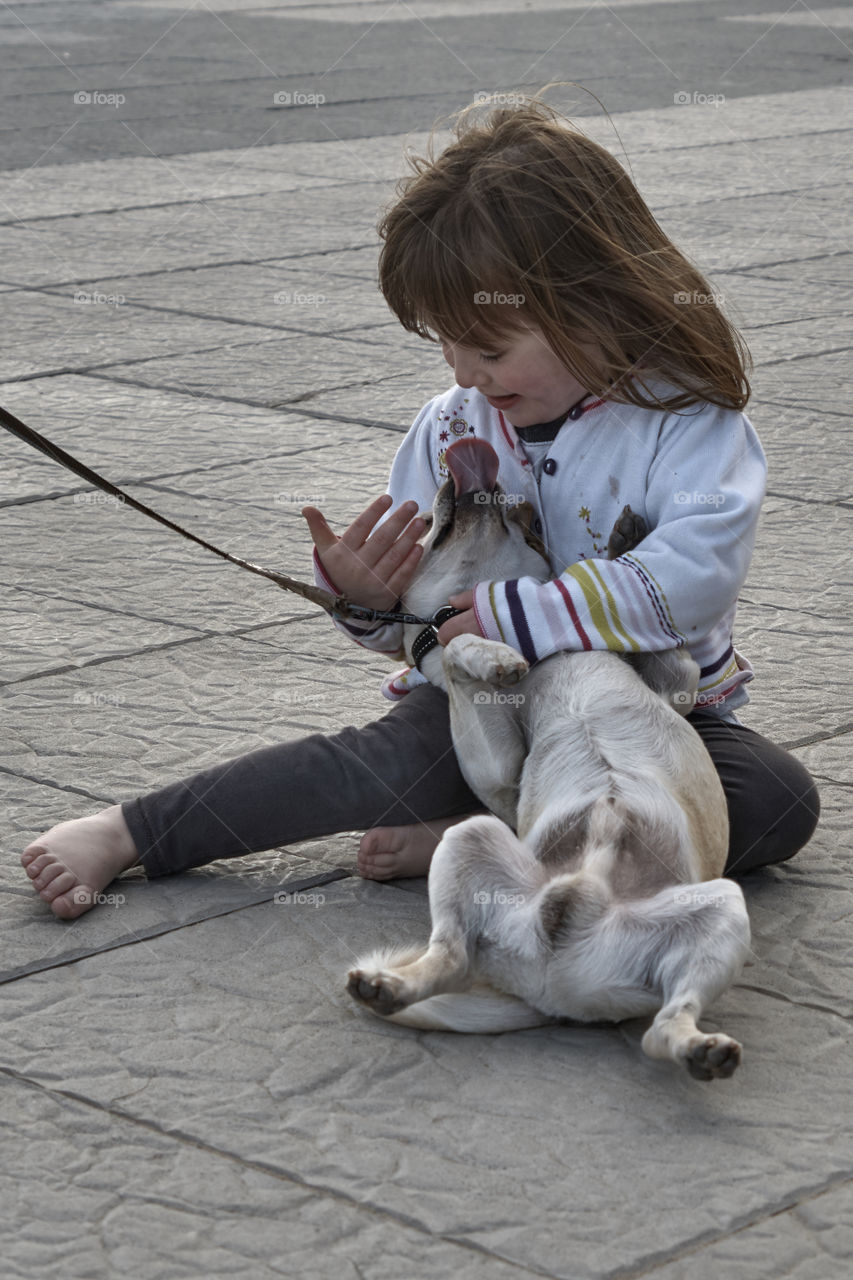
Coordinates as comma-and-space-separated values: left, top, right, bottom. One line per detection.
301, 495, 426, 611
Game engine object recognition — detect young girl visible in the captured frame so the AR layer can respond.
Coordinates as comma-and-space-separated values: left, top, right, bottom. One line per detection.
21, 96, 819, 919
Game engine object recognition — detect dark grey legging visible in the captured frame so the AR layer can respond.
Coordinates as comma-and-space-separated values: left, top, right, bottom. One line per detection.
122, 685, 819, 881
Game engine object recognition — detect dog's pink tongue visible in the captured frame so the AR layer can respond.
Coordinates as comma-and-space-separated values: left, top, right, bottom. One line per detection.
445, 438, 500, 496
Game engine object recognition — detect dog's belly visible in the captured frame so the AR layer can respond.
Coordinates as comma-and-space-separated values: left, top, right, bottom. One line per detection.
516, 652, 727, 886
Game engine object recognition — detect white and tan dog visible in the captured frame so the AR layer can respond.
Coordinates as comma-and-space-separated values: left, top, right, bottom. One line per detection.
347, 438, 751, 1079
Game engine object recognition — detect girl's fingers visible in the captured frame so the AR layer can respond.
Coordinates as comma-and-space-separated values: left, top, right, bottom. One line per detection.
384, 543, 424, 600
362, 502, 424, 560
301, 506, 338, 555
341, 497, 423, 559
338, 494, 396, 550
371, 511, 427, 574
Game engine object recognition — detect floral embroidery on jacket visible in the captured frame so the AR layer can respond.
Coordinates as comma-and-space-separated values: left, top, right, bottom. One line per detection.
578, 504, 606, 556
436, 401, 472, 476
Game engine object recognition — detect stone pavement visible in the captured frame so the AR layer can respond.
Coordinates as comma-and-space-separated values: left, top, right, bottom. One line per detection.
2, 2, 852, 1277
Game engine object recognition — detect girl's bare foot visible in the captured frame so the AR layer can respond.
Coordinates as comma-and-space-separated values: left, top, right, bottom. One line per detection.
20, 805, 141, 920
357, 812, 482, 880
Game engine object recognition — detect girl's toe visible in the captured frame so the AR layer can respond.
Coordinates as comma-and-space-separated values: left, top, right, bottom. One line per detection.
51, 888, 93, 920
23, 850, 51, 878
40, 870, 76, 902
34, 860, 65, 889
357, 853, 397, 880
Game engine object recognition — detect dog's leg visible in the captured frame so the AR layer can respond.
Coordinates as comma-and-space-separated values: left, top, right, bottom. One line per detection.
637, 879, 751, 1079
347, 814, 541, 1015
441, 634, 529, 826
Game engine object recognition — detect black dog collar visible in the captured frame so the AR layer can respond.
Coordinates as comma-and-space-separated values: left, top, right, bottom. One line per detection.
411, 604, 465, 671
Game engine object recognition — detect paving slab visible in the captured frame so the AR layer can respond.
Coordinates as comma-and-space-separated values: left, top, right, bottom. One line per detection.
46, 257, 397, 336
795, 732, 853, 788
2, 865, 852, 1280
2, 1076, 531, 1280
4, 160, 849, 294
88, 326, 424, 405
0, 429, 409, 650
648, 1179, 853, 1280
628, 127, 853, 211
718, 263, 853, 329
744, 314, 853, 365
0, 494, 319, 663
0, 137, 437, 223
1, 85, 849, 225
747, 400, 853, 505
0, 583, 204, 684
0, 287, 289, 383
0, 376, 393, 505
0, 189, 392, 289
661, 187, 852, 276
288, 368, 451, 426
739, 253, 853, 291
750, 349, 853, 420
0, 618, 389, 795
4, 455, 846, 742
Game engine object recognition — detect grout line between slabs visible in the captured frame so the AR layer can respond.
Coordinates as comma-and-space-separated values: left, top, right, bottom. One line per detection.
782, 721, 853, 751
79, 369, 411, 430
0, 866, 352, 986
0, 1068, 551, 1278
0, 320, 397, 385
616, 1167, 853, 1280
0, 761, 115, 806
0, 609, 327, 688
0, 242, 379, 290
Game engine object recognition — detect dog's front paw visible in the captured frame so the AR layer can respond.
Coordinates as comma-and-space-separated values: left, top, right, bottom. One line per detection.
607, 504, 648, 560
684, 1033, 742, 1080
444, 634, 528, 687
347, 967, 409, 1017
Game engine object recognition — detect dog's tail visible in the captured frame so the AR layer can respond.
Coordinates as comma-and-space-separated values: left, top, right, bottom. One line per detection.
385, 985, 553, 1033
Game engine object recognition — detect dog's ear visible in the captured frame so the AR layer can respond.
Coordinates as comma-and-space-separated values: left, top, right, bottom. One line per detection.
507, 501, 548, 562
419, 512, 433, 528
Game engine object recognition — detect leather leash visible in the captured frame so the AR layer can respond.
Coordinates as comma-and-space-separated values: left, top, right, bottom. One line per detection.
0, 401, 450, 630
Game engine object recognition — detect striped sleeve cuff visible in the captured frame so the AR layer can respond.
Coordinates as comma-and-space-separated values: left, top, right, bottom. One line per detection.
473, 558, 686, 667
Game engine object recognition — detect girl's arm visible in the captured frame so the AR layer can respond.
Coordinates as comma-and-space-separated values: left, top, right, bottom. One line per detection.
469, 405, 767, 665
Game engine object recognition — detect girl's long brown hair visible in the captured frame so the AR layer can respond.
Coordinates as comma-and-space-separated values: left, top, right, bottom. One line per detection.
378, 94, 751, 413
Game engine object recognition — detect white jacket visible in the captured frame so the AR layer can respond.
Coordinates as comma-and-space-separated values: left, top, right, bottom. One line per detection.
315, 381, 767, 715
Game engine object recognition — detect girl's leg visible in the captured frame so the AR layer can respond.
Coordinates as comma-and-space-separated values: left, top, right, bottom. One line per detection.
686, 711, 820, 875
22, 685, 479, 917
126, 683, 478, 878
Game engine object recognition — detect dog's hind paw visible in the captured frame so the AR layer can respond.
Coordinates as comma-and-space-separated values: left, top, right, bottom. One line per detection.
347, 967, 408, 1017
685, 1034, 742, 1081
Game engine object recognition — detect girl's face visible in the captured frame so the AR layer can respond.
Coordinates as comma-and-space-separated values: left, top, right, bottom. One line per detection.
440, 325, 597, 427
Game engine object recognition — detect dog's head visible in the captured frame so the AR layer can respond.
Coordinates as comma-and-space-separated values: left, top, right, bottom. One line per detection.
401, 438, 551, 681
